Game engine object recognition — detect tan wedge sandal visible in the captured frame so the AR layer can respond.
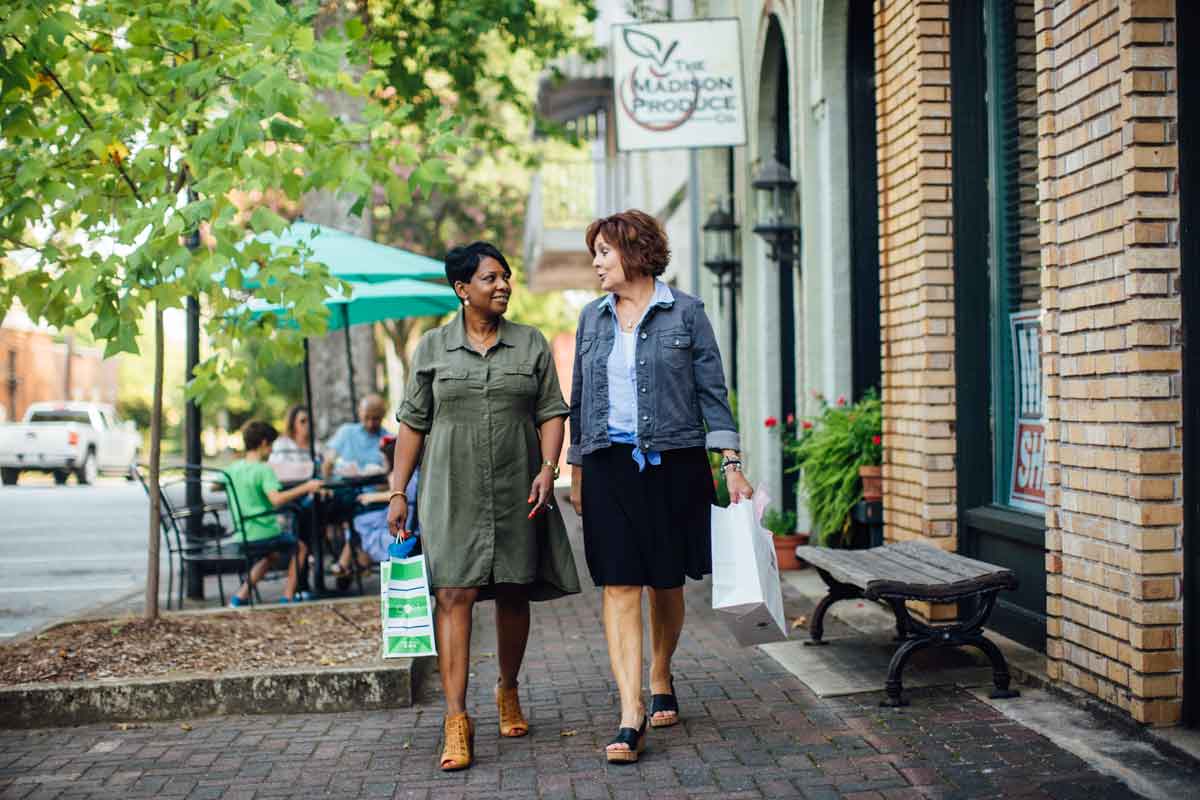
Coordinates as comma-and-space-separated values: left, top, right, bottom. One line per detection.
440, 712, 475, 771
496, 683, 529, 737
605, 716, 648, 764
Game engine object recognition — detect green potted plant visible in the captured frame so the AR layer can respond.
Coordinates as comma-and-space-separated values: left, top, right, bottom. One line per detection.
761, 507, 806, 569
778, 389, 883, 547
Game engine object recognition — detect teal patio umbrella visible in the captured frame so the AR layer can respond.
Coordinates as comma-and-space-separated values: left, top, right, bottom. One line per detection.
237, 222, 451, 421
251, 221, 445, 283
245, 276, 460, 427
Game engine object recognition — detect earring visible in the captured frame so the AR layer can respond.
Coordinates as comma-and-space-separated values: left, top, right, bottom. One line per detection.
463, 298, 470, 307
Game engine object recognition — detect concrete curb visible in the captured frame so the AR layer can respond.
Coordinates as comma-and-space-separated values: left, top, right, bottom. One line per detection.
0, 657, 432, 730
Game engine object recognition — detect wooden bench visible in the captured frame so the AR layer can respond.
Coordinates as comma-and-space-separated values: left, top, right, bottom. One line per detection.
794, 540, 1021, 707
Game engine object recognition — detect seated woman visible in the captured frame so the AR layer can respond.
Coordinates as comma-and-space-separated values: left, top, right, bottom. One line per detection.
268, 404, 317, 482
330, 435, 419, 585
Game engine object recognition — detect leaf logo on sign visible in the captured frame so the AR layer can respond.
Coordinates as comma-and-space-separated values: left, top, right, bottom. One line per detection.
623, 29, 679, 70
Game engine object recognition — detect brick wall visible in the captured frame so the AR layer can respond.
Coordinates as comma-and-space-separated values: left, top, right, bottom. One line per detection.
875, 0, 958, 547
0, 325, 118, 422
1036, 0, 1183, 725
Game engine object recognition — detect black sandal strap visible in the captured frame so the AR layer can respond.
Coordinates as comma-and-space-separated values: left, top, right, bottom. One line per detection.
607, 717, 647, 749
649, 693, 678, 715
649, 676, 678, 715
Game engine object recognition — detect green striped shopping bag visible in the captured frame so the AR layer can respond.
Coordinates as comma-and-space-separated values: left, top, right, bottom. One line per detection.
379, 555, 437, 658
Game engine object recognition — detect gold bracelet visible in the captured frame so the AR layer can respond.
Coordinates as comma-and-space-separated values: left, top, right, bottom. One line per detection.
388, 490, 407, 502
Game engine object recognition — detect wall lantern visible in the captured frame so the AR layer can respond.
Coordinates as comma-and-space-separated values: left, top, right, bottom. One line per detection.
751, 158, 800, 263
702, 198, 741, 288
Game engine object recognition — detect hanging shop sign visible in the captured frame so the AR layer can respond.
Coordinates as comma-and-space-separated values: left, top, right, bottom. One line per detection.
611, 18, 747, 152
1009, 310, 1046, 513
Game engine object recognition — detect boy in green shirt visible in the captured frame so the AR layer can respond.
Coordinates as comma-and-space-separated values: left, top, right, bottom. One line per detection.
225, 420, 325, 607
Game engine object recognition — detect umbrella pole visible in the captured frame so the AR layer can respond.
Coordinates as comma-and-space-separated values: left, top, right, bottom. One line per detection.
303, 338, 316, 464
342, 304, 358, 421
302, 337, 324, 595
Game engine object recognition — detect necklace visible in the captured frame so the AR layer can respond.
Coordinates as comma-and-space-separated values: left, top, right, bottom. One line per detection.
617, 298, 647, 332
466, 325, 497, 353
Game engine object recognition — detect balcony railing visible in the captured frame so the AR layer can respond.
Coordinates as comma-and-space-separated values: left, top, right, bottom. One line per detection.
541, 159, 598, 230
524, 154, 627, 291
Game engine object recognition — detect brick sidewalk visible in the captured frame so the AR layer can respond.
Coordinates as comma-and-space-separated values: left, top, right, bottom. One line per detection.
0, 493, 1148, 800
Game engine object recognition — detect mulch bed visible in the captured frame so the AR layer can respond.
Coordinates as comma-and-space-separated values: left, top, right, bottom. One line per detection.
0, 599, 380, 687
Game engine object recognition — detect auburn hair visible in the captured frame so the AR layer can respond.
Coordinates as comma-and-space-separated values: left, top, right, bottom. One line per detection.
585, 209, 671, 278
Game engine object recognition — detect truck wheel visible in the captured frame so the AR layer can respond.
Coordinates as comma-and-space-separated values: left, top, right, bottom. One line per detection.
76, 451, 98, 485
0, 468, 18, 486
53, 470, 69, 485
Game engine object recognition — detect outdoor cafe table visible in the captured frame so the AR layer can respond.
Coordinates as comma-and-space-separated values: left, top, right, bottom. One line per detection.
283, 473, 388, 596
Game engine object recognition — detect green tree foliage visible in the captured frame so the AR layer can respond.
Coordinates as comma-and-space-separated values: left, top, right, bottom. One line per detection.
0, 0, 460, 394
366, 0, 598, 368
367, 0, 597, 156
0, 0, 461, 618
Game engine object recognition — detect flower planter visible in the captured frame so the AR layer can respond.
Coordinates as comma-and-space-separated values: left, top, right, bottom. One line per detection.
773, 532, 809, 570
859, 465, 883, 502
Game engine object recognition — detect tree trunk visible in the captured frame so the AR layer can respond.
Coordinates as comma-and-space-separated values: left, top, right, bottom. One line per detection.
302, 6, 377, 444
144, 302, 164, 620
305, 313, 378, 442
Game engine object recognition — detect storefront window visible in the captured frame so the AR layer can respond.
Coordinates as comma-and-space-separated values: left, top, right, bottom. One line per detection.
986, 0, 1044, 513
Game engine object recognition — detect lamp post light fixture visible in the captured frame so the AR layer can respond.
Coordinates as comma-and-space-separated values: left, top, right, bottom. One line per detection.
751, 157, 800, 263
702, 199, 740, 290
702, 197, 741, 392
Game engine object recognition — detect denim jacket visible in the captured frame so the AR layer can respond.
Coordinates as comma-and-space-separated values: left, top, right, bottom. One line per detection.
567, 285, 740, 464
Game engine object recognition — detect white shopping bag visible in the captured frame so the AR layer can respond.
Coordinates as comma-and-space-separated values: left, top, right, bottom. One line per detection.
380, 555, 437, 658
711, 497, 788, 646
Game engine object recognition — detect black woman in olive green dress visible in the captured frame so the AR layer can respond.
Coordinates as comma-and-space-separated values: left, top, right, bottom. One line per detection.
387, 242, 580, 772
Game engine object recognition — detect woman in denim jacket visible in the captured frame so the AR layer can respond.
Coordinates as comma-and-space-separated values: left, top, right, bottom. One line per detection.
567, 210, 754, 764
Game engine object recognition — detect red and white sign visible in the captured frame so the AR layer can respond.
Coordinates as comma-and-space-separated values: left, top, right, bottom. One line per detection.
1011, 421, 1045, 508
1009, 311, 1045, 512
611, 19, 747, 152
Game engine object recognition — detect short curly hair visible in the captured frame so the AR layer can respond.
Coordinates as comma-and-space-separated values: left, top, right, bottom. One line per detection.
585, 209, 671, 278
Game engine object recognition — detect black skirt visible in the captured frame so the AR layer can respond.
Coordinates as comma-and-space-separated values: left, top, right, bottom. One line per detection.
580, 444, 716, 589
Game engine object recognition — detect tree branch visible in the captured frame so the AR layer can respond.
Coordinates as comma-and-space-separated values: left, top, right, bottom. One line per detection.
9, 34, 144, 203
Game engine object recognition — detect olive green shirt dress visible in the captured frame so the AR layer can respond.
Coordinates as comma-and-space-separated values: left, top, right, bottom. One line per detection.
397, 311, 581, 601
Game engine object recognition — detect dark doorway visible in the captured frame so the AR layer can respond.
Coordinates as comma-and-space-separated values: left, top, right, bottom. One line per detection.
1178, 0, 1200, 728
949, 0, 1046, 651
848, 0, 882, 399
764, 17, 799, 516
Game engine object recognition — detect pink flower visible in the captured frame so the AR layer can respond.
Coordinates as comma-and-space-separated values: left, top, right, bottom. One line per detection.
786, 413, 795, 425
802, 420, 813, 430
764, 416, 778, 428
872, 435, 882, 446
836, 395, 846, 407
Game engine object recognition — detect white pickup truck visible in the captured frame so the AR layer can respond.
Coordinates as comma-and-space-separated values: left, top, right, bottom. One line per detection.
0, 402, 141, 486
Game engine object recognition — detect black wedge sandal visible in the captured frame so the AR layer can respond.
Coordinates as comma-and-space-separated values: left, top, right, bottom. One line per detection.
605, 716, 648, 764
649, 676, 679, 728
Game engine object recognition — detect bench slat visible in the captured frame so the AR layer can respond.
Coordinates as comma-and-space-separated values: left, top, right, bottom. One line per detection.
877, 547, 990, 585
796, 542, 1017, 601
796, 546, 937, 589
869, 548, 966, 584
889, 541, 1004, 580
794, 546, 879, 586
